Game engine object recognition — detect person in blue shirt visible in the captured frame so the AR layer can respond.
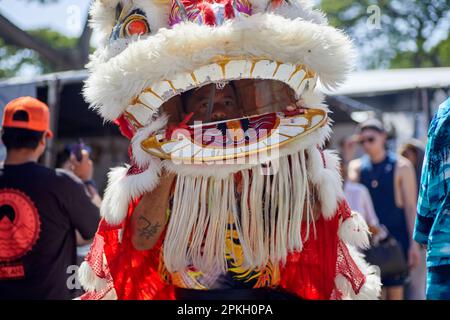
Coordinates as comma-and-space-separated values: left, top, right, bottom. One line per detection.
414, 98, 450, 300
349, 118, 421, 300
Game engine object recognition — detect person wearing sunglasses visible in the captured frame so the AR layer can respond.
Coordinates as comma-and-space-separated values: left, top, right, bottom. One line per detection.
348, 118, 421, 300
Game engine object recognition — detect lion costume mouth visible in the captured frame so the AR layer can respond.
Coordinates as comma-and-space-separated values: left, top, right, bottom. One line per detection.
124, 56, 327, 163
140, 108, 327, 163
125, 57, 317, 126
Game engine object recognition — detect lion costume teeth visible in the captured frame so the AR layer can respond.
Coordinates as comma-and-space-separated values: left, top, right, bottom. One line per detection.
125, 59, 317, 127
79, 0, 381, 300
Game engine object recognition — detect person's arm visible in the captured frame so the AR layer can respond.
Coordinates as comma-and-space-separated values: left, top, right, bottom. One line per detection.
69, 150, 102, 208
348, 158, 362, 183
63, 150, 101, 243
84, 183, 102, 208
59, 172, 100, 241
341, 135, 358, 164
413, 134, 437, 249
131, 171, 176, 251
398, 157, 421, 268
75, 230, 92, 246
361, 185, 380, 234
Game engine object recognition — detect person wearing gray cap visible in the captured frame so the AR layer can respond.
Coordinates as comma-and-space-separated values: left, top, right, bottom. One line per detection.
348, 118, 421, 300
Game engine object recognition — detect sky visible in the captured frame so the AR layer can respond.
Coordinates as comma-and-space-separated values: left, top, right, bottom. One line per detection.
0, 0, 99, 76
0, 0, 448, 74
0, 0, 91, 38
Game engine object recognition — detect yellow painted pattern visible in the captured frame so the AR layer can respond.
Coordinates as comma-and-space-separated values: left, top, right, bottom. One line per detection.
225, 213, 280, 288
159, 208, 280, 289
161, 211, 280, 289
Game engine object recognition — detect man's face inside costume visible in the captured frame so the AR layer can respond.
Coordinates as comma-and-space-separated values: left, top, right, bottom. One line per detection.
183, 83, 241, 124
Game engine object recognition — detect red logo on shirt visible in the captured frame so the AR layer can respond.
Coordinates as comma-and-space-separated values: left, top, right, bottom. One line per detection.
0, 189, 40, 264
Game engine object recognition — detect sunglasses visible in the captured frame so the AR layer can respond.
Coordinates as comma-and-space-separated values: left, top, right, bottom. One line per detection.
359, 136, 376, 145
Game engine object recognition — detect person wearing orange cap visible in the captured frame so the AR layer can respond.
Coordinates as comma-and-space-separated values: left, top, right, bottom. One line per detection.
0, 97, 100, 300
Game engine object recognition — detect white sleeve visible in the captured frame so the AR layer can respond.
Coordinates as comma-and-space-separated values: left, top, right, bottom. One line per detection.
361, 185, 380, 227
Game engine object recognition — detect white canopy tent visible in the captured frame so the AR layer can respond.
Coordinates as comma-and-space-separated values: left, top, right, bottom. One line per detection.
320, 67, 450, 97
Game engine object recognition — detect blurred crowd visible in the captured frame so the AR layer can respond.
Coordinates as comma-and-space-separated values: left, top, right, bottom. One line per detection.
340, 119, 427, 300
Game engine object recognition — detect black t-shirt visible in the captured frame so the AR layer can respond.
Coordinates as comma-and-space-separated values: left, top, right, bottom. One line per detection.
0, 162, 100, 300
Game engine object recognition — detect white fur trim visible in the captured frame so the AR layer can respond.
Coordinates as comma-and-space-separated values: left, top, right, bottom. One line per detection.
89, 0, 119, 47
131, 114, 168, 166
307, 147, 344, 219
338, 211, 371, 249
335, 245, 381, 300
85, 13, 355, 121
302, 90, 326, 112
100, 167, 129, 225
254, 0, 327, 24
78, 261, 108, 293
101, 161, 162, 225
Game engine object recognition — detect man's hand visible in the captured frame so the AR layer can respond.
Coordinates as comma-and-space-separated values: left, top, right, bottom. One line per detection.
284, 99, 306, 114
70, 149, 93, 182
408, 242, 421, 269
75, 230, 92, 246
341, 135, 358, 164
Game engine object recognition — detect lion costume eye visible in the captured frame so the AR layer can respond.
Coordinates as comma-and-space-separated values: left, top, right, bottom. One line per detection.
110, 6, 150, 42
122, 15, 150, 37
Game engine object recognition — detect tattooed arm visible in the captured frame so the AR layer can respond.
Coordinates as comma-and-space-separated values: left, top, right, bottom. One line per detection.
131, 171, 176, 251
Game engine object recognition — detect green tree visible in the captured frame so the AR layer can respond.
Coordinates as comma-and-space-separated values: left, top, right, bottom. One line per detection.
0, 29, 80, 78
321, 0, 450, 69
0, 0, 92, 78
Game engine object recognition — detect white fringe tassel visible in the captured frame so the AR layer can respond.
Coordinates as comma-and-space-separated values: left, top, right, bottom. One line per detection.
78, 261, 108, 293
162, 150, 315, 274
334, 245, 382, 300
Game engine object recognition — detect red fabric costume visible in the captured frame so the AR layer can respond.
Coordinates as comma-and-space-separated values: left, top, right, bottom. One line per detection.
82, 166, 364, 300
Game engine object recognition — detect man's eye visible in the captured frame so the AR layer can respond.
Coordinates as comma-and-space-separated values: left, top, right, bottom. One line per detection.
224, 100, 235, 107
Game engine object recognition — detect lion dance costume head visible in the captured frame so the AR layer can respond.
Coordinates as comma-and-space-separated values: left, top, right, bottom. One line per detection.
79, 0, 381, 300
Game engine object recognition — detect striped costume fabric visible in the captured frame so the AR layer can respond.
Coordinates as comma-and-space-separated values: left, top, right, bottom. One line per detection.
414, 98, 450, 299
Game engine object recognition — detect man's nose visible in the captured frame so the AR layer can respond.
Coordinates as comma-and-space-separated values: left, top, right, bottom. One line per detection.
211, 104, 227, 121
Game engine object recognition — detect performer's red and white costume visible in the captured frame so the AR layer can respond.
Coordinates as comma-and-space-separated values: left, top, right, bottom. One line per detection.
78, 0, 381, 300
